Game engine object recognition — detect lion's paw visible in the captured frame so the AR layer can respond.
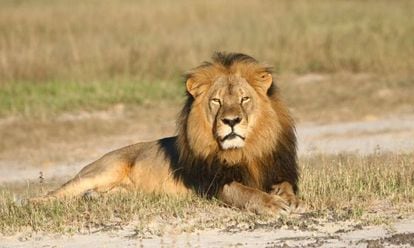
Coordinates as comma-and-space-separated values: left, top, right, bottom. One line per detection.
271, 182, 306, 214
246, 194, 289, 216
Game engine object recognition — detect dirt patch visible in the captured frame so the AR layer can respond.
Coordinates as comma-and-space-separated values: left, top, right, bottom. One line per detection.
364, 233, 414, 247
1, 218, 413, 247
298, 114, 414, 154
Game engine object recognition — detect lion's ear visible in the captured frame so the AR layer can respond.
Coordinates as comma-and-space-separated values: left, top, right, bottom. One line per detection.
186, 77, 201, 97
256, 73, 273, 92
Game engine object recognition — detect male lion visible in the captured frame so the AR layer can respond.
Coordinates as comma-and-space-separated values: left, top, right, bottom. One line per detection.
32, 52, 300, 215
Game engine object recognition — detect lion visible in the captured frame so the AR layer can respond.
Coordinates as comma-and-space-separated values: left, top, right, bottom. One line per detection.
31, 52, 300, 215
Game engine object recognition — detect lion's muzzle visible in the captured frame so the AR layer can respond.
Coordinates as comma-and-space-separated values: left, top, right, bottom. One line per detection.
217, 119, 247, 150
217, 114, 248, 150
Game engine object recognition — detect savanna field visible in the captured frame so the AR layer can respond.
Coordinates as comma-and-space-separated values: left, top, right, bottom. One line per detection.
0, 0, 414, 246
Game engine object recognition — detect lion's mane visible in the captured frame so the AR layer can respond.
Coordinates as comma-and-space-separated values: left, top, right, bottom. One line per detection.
161, 52, 298, 198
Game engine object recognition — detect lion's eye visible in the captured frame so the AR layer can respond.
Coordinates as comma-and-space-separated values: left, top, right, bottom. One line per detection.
241, 96, 250, 103
211, 98, 221, 105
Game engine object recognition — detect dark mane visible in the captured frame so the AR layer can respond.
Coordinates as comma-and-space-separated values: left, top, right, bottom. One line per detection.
212, 52, 258, 67
160, 52, 299, 198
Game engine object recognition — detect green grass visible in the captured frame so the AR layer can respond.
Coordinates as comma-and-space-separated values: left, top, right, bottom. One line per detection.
1, 153, 412, 235
0, 80, 184, 117
1, 74, 413, 120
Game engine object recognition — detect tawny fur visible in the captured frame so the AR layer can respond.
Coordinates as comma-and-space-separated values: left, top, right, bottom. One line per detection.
30, 52, 300, 215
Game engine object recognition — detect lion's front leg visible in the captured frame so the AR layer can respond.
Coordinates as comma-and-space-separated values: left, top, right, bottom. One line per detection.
218, 182, 289, 215
271, 181, 305, 213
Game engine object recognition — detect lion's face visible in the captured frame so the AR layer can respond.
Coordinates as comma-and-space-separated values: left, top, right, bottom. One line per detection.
205, 75, 257, 150
185, 64, 276, 158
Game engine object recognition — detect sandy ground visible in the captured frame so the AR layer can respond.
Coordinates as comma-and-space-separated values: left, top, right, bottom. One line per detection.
298, 114, 414, 155
0, 111, 413, 247
1, 217, 413, 247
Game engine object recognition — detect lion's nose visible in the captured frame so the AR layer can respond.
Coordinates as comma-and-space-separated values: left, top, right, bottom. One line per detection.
221, 116, 242, 127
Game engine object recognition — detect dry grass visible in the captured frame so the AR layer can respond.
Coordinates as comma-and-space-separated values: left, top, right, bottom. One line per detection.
300, 152, 414, 212
1, 0, 413, 82
0, 152, 412, 235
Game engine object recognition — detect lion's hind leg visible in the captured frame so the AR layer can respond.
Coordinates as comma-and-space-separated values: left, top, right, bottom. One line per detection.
29, 157, 132, 203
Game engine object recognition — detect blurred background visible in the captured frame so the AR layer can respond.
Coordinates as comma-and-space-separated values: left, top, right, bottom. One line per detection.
1, 0, 414, 118
0, 0, 413, 182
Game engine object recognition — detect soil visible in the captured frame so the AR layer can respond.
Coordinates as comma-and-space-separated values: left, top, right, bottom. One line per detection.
1, 218, 413, 247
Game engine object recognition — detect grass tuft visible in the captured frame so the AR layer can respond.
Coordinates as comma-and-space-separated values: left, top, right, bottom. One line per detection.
300, 153, 414, 211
